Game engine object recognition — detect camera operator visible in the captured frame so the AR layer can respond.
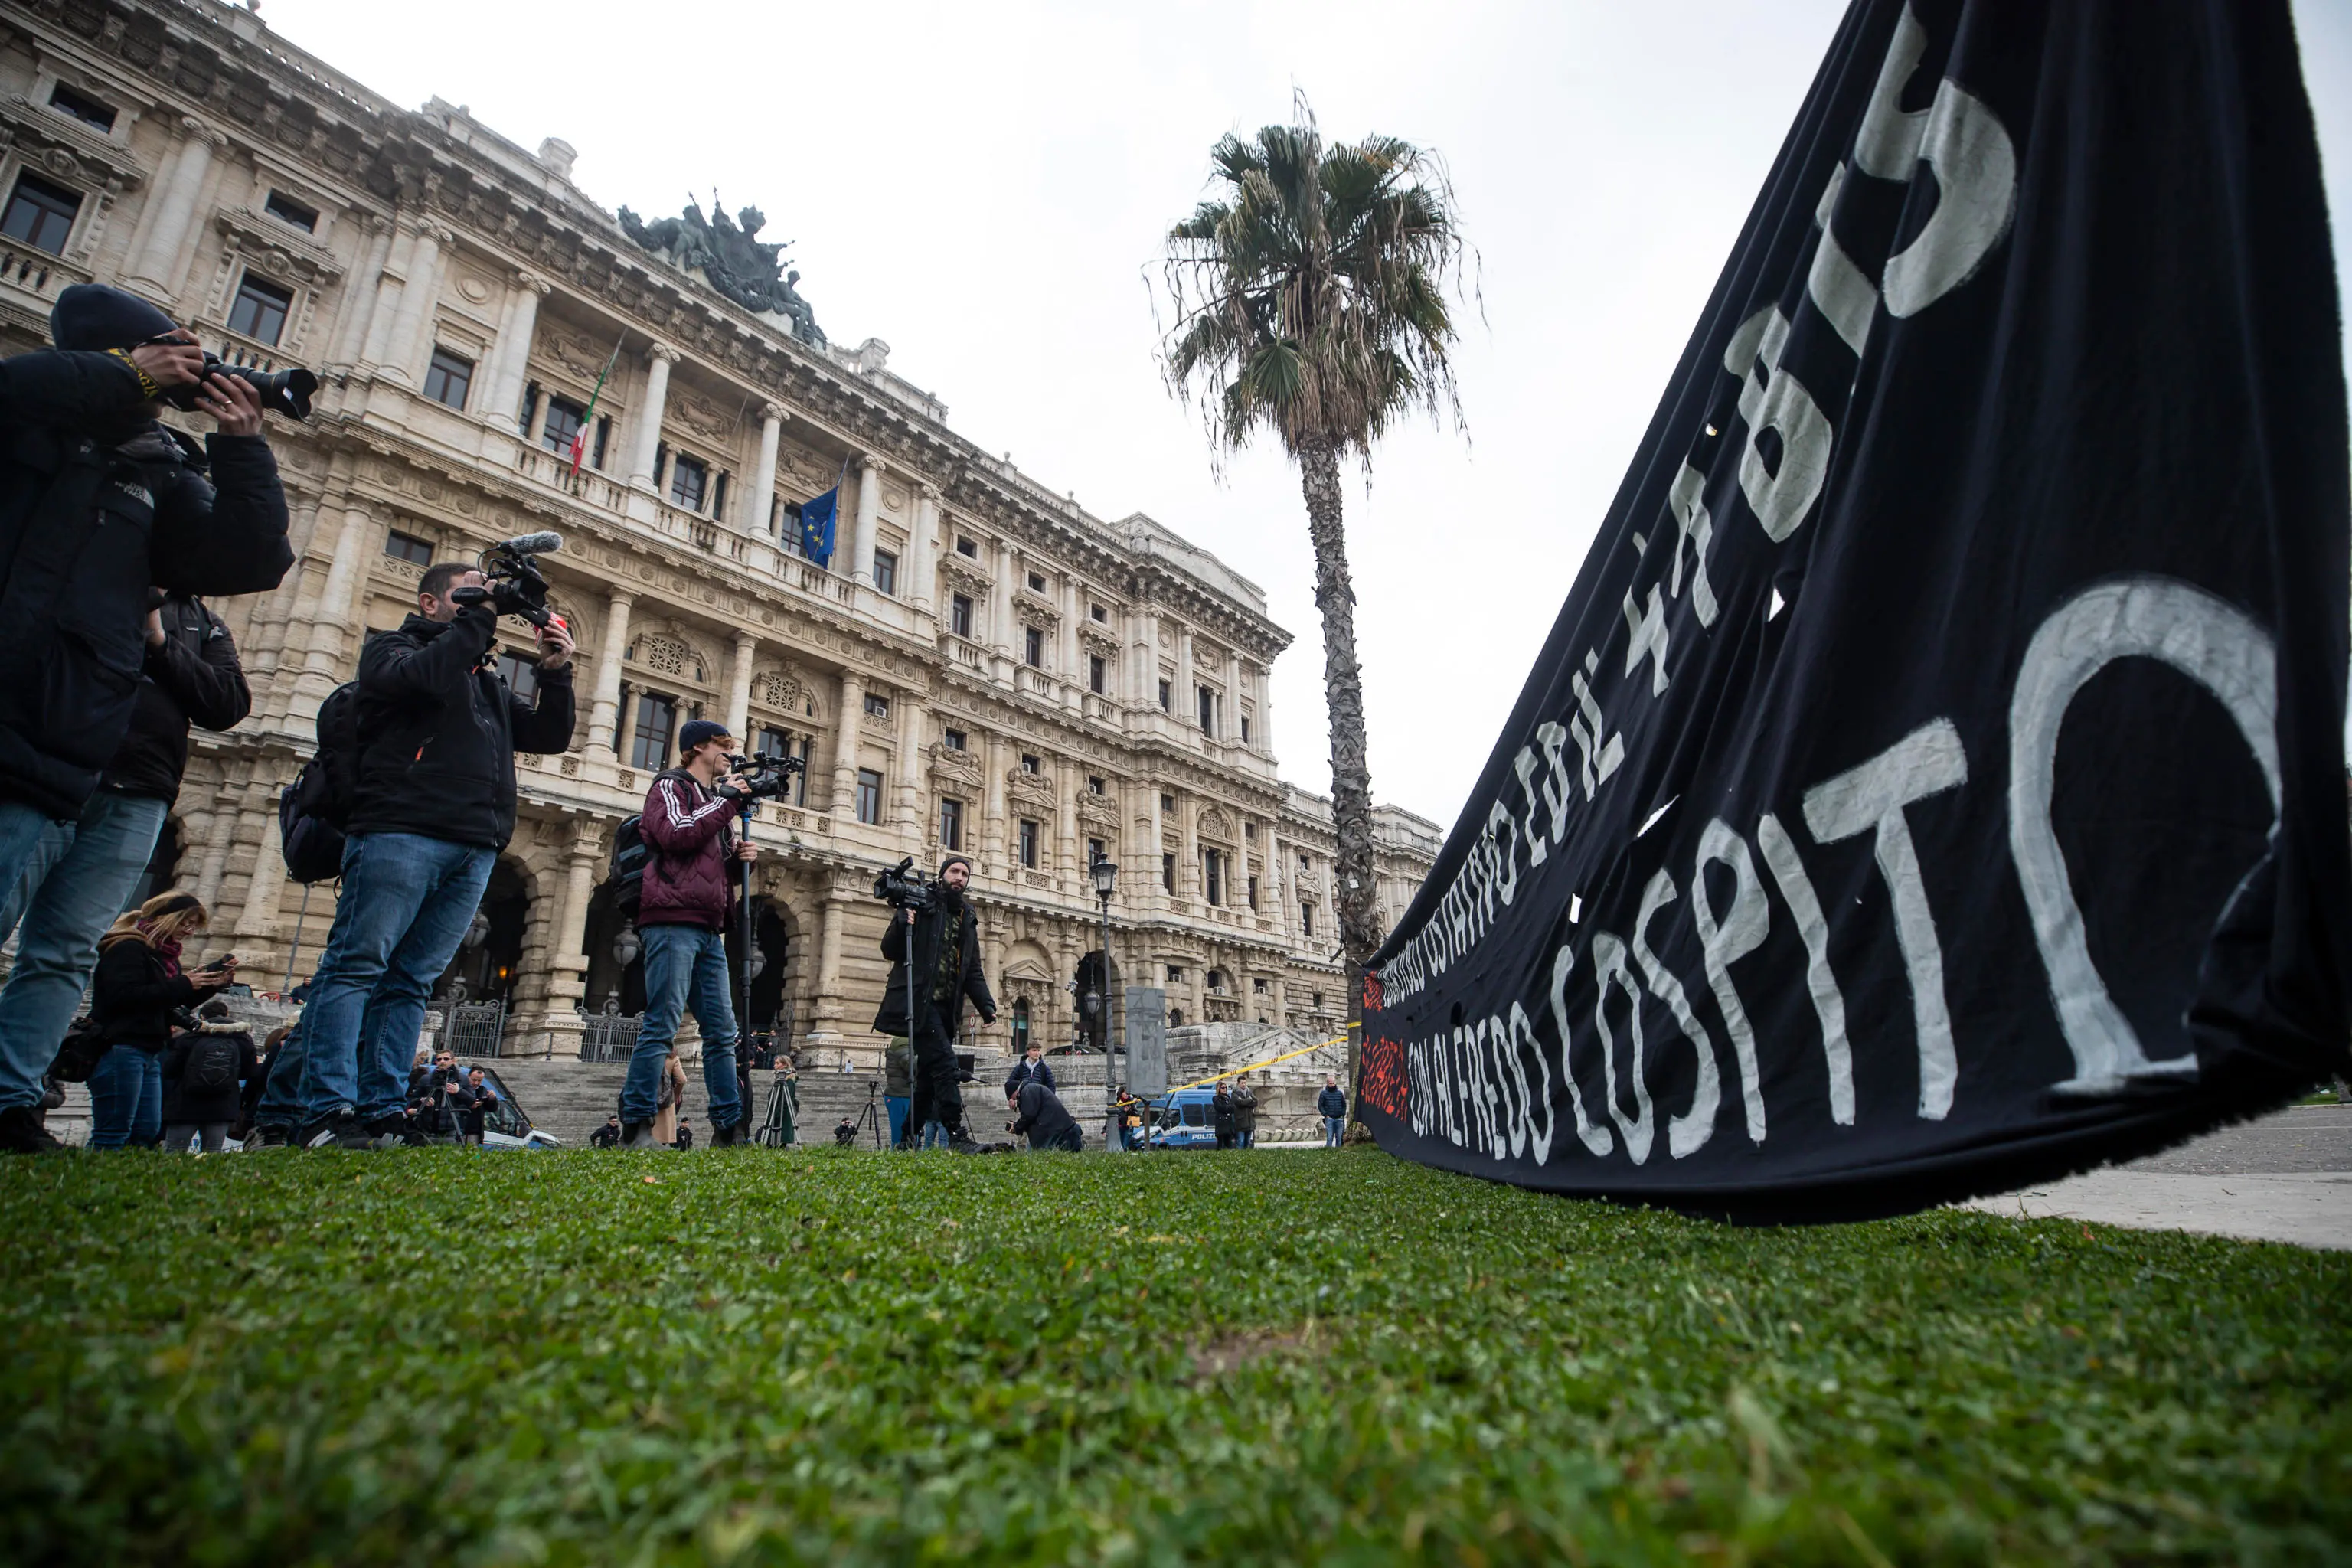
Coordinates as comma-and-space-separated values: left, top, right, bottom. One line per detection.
617, 720, 756, 1148
291, 562, 574, 1150
0, 285, 292, 1155
873, 854, 996, 1152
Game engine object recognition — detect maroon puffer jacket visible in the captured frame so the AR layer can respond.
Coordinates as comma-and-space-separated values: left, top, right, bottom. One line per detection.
638, 769, 738, 929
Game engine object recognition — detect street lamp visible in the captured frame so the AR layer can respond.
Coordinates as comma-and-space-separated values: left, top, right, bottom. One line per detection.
1089, 857, 1119, 1099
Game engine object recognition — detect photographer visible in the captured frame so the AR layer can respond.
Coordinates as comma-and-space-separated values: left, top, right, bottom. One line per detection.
873, 853, 996, 1152
0, 285, 292, 1154
617, 720, 754, 1148
291, 563, 574, 1150
1008, 1078, 1083, 1153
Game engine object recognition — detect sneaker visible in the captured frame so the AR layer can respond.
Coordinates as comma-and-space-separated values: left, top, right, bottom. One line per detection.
296, 1111, 373, 1151
619, 1119, 658, 1149
248, 1124, 292, 1149
711, 1119, 752, 1148
0, 1105, 64, 1153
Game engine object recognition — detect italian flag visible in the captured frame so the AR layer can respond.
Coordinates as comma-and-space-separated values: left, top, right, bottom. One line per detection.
567, 336, 625, 479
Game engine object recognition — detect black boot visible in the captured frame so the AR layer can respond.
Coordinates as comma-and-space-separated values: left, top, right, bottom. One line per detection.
0, 1104, 64, 1153
620, 1119, 658, 1149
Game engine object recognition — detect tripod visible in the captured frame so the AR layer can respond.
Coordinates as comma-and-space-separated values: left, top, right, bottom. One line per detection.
731, 792, 760, 1138
851, 1079, 885, 1149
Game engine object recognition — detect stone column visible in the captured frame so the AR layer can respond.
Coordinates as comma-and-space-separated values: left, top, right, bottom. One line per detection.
724, 630, 758, 742
804, 880, 852, 1052
542, 821, 603, 1031
894, 697, 928, 834
989, 541, 1016, 665
358, 224, 415, 371
1259, 683, 1276, 757
746, 403, 783, 534
1224, 648, 1243, 745
191, 785, 240, 912
325, 215, 396, 368
831, 671, 866, 818
122, 118, 224, 301
1180, 792, 1200, 903
628, 342, 678, 489
587, 590, 635, 752
236, 801, 289, 941
382, 222, 452, 384
849, 455, 882, 586
1054, 757, 1080, 890
910, 484, 939, 612
297, 501, 377, 705
1143, 784, 1165, 910
982, 732, 1009, 869
485, 270, 550, 431
1176, 623, 1197, 733
1129, 605, 1156, 710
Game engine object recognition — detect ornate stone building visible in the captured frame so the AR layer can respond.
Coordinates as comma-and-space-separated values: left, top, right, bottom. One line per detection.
0, 0, 1439, 1067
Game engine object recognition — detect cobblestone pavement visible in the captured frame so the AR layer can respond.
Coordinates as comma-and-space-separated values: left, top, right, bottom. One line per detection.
1961, 1103, 2352, 1250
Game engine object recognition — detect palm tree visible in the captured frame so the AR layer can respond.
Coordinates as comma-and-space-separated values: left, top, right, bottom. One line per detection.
1158, 100, 1470, 980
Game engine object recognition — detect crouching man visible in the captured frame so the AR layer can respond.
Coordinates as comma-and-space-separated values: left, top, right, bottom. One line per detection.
1009, 1077, 1083, 1153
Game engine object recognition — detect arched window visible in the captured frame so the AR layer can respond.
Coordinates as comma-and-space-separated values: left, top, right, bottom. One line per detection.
1011, 997, 1031, 1053
1168, 1007, 1184, 1028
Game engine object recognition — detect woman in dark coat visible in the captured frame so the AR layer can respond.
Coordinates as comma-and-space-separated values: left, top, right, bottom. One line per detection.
159, 998, 256, 1152
87, 891, 234, 1148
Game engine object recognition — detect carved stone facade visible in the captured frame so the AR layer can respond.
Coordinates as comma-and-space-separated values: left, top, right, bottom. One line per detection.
0, 0, 1439, 1067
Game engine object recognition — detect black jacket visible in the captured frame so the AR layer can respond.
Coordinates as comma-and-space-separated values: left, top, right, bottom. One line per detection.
0, 350, 291, 818
1004, 1056, 1057, 1096
160, 1020, 256, 1125
348, 608, 576, 849
100, 594, 250, 801
1317, 1086, 1348, 1119
90, 937, 224, 1050
1011, 1080, 1081, 1149
874, 894, 995, 1039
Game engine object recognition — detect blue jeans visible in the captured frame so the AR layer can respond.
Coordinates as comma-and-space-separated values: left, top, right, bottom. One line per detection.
0, 794, 166, 1112
885, 1094, 910, 1148
88, 1044, 162, 1148
299, 831, 495, 1124
1324, 1116, 1346, 1148
622, 923, 740, 1128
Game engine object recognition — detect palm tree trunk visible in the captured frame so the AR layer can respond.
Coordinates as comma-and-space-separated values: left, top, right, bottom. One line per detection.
1297, 437, 1383, 977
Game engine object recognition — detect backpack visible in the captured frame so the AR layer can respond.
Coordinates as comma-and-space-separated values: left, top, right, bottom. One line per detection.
606, 813, 650, 922
279, 681, 363, 883
186, 1031, 240, 1093
601, 769, 694, 923
50, 1014, 109, 1083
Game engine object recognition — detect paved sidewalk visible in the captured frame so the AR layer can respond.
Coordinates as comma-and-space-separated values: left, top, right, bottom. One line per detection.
1960, 1103, 2352, 1250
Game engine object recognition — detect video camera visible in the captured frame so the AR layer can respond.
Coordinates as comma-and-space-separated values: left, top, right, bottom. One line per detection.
873, 854, 933, 912
449, 532, 560, 628
721, 750, 805, 805
156, 348, 318, 421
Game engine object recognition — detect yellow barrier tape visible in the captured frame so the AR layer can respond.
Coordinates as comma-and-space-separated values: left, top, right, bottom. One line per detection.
1160, 1031, 1349, 1096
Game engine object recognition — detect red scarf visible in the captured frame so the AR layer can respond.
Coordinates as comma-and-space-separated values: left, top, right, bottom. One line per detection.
136, 919, 184, 978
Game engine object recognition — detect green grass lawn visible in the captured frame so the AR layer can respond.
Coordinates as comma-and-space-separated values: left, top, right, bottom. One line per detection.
2, 1146, 2345, 1566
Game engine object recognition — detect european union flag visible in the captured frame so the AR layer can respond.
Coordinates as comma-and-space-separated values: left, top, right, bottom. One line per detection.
799, 486, 838, 568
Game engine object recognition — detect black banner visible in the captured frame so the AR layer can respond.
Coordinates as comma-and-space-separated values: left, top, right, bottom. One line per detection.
1361, 0, 2352, 1222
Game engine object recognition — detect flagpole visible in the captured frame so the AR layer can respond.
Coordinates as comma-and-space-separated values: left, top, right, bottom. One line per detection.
567, 335, 626, 489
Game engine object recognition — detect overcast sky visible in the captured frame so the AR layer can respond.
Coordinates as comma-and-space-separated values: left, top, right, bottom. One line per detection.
259, 0, 2352, 833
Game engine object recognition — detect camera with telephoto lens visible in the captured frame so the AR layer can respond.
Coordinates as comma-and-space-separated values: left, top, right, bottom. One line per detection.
872, 854, 933, 911
160, 351, 318, 420
449, 534, 558, 628
720, 750, 803, 803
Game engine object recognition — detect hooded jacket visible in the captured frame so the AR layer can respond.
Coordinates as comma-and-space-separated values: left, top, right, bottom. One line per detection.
160, 1018, 256, 1125
100, 593, 250, 801
348, 606, 576, 848
637, 768, 739, 929
0, 350, 291, 818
